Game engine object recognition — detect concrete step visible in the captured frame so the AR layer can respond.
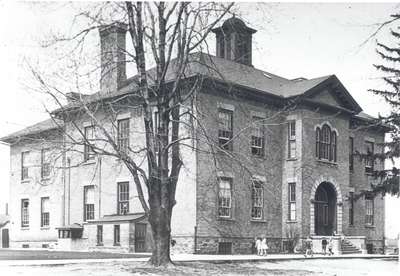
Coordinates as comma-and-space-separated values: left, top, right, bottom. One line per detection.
341, 239, 362, 254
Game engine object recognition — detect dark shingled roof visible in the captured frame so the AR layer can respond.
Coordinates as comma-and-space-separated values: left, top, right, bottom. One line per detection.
1, 53, 375, 142
0, 118, 63, 143
86, 213, 146, 223
0, 214, 10, 228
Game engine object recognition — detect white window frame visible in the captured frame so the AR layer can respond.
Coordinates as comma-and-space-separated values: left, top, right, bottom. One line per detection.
251, 180, 263, 219
218, 178, 232, 218
288, 121, 296, 159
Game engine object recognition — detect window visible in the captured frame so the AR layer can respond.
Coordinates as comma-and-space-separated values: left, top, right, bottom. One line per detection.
251, 180, 263, 219
349, 192, 354, 226
21, 151, 29, 180
40, 197, 50, 227
84, 126, 95, 161
349, 137, 354, 171
21, 199, 29, 227
365, 193, 374, 225
251, 117, 264, 156
316, 124, 337, 162
117, 118, 130, 154
83, 186, 95, 221
218, 109, 233, 151
97, 225, 103, 245
218, 35, 225, 58
218, 242, 232, 254
114, 225, 120, 245
288, 121, 296, 159
365, 141, 374, 173
41, 149, 51, 179
288, 183, 296, 221
218, 178, 232, 218
117, 182, 129, 215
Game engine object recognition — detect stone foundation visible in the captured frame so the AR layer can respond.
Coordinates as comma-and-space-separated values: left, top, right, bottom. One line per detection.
195, 236, 283, 254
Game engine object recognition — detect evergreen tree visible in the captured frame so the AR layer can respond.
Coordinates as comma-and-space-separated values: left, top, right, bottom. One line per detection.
368, 14, 400, 197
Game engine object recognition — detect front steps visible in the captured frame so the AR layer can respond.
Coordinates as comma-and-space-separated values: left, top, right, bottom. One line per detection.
341, 239, 362, 254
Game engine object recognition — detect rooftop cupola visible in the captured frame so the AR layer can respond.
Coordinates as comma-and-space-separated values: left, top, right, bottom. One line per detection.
212, 17, 257, 66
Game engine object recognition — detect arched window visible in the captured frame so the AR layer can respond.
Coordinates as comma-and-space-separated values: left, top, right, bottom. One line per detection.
316, 124, 337, 162
331, 132, 337, 162
321, 125, 331, 160
316, 127, 321, 158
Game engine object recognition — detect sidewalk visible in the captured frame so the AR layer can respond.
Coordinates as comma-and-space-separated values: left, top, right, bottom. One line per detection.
0, 252, 397, 266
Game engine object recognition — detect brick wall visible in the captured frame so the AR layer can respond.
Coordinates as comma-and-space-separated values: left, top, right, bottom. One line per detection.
194, 91, 284, 254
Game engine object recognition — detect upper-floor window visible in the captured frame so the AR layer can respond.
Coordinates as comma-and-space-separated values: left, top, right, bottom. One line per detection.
251, 180, 263, 219
349, 137, 354, 171
218, 109, 233, 151
21, 151, 29, 180
365, 193, 374, 225
84, 126, 95, 161
218, 178, 232, 218
251, 117, 265, 156
83, 185, 95, 221
117, 118, 130, 154
21, 199, 29, 227
117, 182, 129, 215
41, 149, 51, 179
316, 124, 337, 162
287, 121, 296, 159
365, 141, 374, 174
41, 197, 50, 227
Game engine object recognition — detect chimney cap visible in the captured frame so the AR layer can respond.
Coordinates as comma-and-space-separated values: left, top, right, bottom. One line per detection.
99, 22, 128, 36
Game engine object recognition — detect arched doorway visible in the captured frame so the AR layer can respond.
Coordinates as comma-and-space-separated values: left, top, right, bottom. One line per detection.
314, 182, 337, 235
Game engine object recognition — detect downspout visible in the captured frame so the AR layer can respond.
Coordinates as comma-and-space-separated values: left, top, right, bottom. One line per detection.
98, 156, 102, 219
61, 129, 66, 226
67, 157, 71, 225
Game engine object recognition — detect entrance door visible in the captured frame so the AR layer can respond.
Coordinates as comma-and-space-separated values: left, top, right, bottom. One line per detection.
134, 223, 146, 252
2, 229, 9, 248
314, 182, 337, 235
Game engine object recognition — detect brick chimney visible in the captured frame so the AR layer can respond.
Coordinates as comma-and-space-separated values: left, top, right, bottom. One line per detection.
99, 23, 127, 94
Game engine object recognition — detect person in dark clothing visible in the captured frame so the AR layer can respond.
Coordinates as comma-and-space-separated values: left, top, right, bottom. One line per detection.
322, 238, 328, 255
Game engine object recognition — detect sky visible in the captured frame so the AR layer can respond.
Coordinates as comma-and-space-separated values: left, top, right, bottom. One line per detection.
0, 1, 399, 238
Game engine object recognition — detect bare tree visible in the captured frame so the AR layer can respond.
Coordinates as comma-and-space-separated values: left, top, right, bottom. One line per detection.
24, 1, 236, 266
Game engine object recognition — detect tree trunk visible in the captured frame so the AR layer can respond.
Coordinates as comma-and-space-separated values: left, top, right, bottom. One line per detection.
148, 206, 172, 266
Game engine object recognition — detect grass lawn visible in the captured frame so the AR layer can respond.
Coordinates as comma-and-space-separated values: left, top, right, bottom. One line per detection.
1, 261, 317, 276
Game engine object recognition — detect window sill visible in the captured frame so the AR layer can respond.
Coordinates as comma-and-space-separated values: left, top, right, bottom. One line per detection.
286, 220, 297, 224
250, 219, 266, 223
41, 177, 51, 182
82, 160, 96, 166
21, 227, 30, 230
286, 158, 297, 162
21, 179, 31, 183
251, 154, 265, 159
365, 224, 375, 228
316, 159, 338, 166
40, 227, 50, 230
217, 217, 235, 222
